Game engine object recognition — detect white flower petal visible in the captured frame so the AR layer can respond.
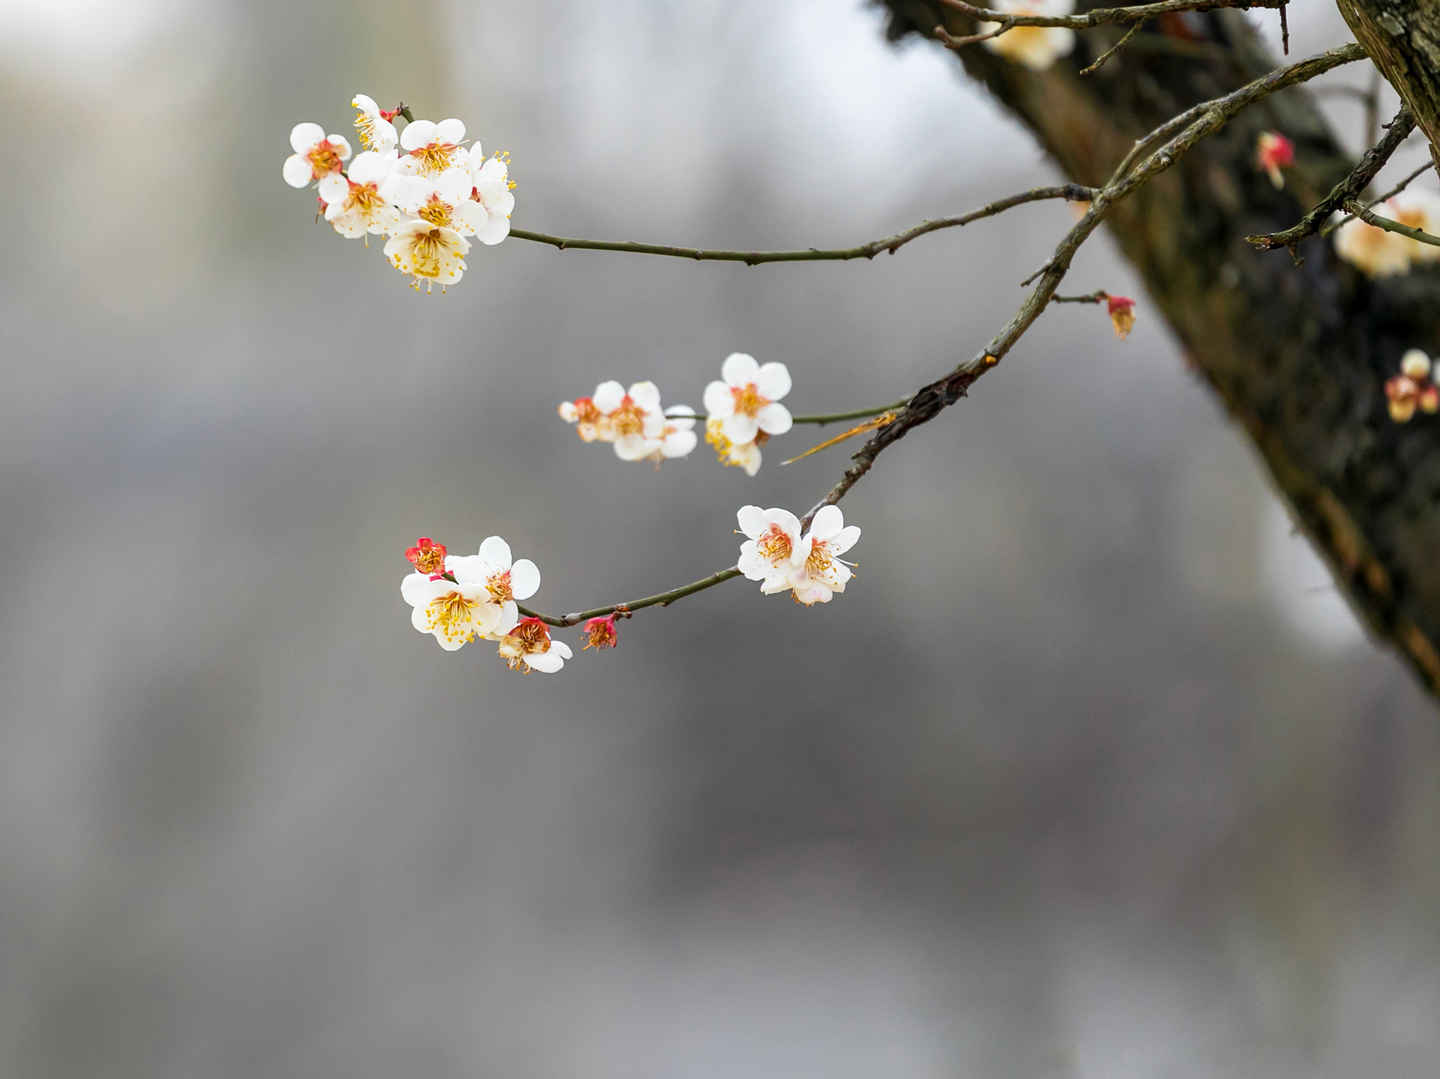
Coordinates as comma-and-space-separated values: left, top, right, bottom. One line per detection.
510, 559, 541, 600
614, 434, 655, 460
282, 154, 313, 188
478, 535, 512, 570
434, 117, 466, 144
737, 546, 769, 580
829, 525, 862, 556
401, 118, 436, 151
755, 403, 792, 435
476, 213, 510, 246
629, 381, 661, 412
721, 352, 759, 386
593, 381, 625, 412
809, 505, 844, 541
737, 506, 766, 538
755, 362, 791, 400
290, 121, 324, 153
552, 640, 574, 660
526, 650, 564, 673
703, 381, 734, 418
723, 413, 759, 445
326, 134, 352, 161
317, 173, 349, 205
662, 429, 697, 457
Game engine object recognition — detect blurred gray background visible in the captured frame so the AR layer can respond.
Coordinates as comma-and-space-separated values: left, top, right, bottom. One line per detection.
3, 2, 1439, 1076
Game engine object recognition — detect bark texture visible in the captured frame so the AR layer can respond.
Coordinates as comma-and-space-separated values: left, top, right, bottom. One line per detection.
1337, 0, 1440, 166
876, 1, 1440, 695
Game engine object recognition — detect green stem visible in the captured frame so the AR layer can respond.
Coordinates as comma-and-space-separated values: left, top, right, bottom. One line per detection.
1343, 198, 1440, 248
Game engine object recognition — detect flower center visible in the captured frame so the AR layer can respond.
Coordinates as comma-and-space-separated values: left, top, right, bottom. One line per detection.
499, 617, 551, 670
757, 524, 793, 564
406, 228, 456, 278
805, 539, 836, 581
427, 591, 479, 644
410, 545, 445, 574
730, 382, 768, 417
486, 570, 513, 604
345, 182, 385, 216
411, 142, 458, 175
306, 140, 344, 180
610, 395, 647, 437
418, 195, 455, 228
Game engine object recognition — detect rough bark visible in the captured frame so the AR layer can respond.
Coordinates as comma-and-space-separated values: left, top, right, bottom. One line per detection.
876, 1, 1440, 696
1337, 0, 1440, 167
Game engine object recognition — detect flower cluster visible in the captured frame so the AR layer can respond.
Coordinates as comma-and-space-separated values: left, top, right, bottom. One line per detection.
980, 0, 1076, 72
283, 94, 515, 291
557, 381, 697, 463
1385, 349, 1440, 423
1333, 190, 1440, 278
736, 504, 860, 605
558, 353, 792, 475
1255, 131, 1295, 190
401, 536, 572, 672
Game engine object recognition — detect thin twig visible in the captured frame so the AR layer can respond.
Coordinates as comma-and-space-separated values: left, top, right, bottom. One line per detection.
518, 568, 743, 628
1081, 22, 1145, 76
1247, 106, 1415, 254
936, 0, 1283, 49
1049, 291, 1110, 304
1342, 198, 1440, 248
1321, 161, 1438, 237
509, 184, 1095, 266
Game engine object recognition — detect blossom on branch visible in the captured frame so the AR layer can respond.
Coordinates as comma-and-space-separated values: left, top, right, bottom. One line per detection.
323, 151, 402, 239
1255, 132, 1295, 190
706, 419, 765, 476
446, 536, 541, 635
351, 93, 398, 153
384, 219, 470, 291
400, 535, 540, 650
979, 1, 1077, 72
1106, 294, 1136, 339
497, 617, 573, 673
283, 122, 351, 188
735, 504, 861, 604
582, 614, 620, 651
1386, 349, 1439, 423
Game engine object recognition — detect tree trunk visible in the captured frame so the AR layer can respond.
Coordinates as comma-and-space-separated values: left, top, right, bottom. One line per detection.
875, 1, 1440, 696
1337, 0, 1440, 167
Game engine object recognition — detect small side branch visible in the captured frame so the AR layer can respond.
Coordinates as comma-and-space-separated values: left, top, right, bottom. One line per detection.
935, 0, 1284, 49
518, 568, 743, 628
1342, 198, 1440, 248
1247, 106, 1416, 254
508, 184, 1095, 266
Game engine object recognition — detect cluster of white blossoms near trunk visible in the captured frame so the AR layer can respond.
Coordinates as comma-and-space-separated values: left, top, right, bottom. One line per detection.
1333, 190, 1440, 278
282, 94, 515, 291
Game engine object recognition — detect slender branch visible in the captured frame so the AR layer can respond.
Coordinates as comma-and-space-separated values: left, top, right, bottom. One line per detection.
1321, 161, 1436, 238
1050, 290, 1110, 304
1343, 198, 1440, 248
804, 42, 1366, 526
697, 400, 910, 426
935, 0, 1284, 48
1247, 106, 1415, 253
518, 568, 743, 628
508, 184, 1095, 266
1080, 22, 1144, 76
512, 44, 1366, 633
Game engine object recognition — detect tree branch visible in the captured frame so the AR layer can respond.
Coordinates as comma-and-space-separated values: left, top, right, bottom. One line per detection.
508, 184, 1095, 265
1342, 197, 1440, 247
1247, 105, 1415, 253
935, 0, 1284, 48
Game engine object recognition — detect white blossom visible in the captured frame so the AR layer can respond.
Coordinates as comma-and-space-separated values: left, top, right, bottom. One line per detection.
283, 122, 352, 188
397, 117, 467, 178
351, 93, 398, 153
463, 145, 517, 246
497, 617, 573, 673
735, 504, 860, 604
322, 150, 403, 239
979, 0, 1076, 71
702, 353, 793, 446
445, 536, 541, 636
384, 219, 470, 290
652, 405, 699, 461
705, 418, 764, 476
387, 166, 489, 237
401, 560, 502, 651
1333, 207, 1414, 278
593, 380, 666, 460
789, 505, 861, 605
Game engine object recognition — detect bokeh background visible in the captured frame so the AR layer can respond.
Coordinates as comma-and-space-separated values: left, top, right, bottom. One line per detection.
4, 2, 1439, 1076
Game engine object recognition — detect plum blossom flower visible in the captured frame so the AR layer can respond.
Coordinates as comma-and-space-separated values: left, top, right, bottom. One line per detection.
1255, 132, 1295, 189
582, 614, 620, 651
463, 145, 516, 246
789, 505, 861, 605
1106, 294, 1136, 339
446, 536, 540, 636
402, 560, 502, 651
283, 122, 352, 188
735, 505, 806, 595
979, 1, 1076, 71
1387, 349, 1439, 423
558, 396, 612, 443
384, 219, 470, 291
649, 405, 699, 462
703, 353, 793, 446
405, 536, 447, 575
497, 617, 573, 673
388, 166, 489, 237
593, 380, 666, 461
351, 93, 398, 153
322, 150, 402, 239
705, 418, 764, 476
396, 117, 467, 178
1334, 205, 1416, 278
